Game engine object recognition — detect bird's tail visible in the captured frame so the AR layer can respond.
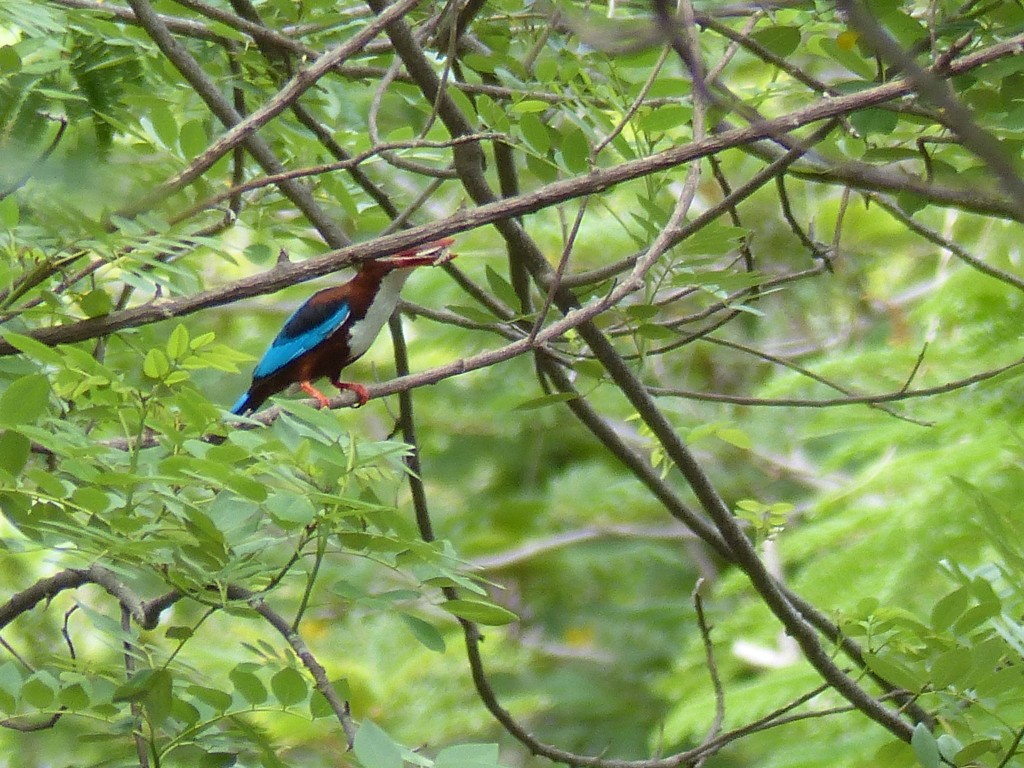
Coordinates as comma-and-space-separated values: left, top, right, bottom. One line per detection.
231, 380, 275, 416
230, 391, 264, 416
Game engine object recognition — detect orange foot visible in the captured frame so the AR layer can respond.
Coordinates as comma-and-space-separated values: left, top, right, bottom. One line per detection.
332, 380, 369, 408
300, 381, 332, 409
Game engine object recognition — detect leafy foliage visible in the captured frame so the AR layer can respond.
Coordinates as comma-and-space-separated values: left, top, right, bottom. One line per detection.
2, 1, 1024, 767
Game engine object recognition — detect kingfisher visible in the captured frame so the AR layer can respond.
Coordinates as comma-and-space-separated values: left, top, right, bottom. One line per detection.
230, 238, 455, 416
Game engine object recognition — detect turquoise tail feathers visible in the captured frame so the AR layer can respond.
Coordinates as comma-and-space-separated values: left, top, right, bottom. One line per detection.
230, 392, 252, 415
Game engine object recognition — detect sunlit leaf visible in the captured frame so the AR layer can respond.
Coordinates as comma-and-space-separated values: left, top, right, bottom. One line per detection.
0, 374, 50, 425
354, 721, 402, 768
440, 599, 518, 626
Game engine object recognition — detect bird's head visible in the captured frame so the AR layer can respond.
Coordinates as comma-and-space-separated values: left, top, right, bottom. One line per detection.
371, 237, 456, 273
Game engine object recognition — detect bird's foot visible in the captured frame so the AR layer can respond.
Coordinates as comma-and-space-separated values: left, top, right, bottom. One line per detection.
300, 381, 332, 409
331, 380, 369, 408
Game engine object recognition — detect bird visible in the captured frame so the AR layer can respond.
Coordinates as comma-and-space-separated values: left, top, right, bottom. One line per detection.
230, 238, 455, 416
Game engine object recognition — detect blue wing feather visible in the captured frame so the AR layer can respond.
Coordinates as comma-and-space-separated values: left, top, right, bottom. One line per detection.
252, 299, 351, 379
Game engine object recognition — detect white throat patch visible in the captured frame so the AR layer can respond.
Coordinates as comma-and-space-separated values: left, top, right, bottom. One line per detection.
344, 268, 415, 361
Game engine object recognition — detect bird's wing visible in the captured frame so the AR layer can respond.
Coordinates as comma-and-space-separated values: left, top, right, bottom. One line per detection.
252, 298, 351, 379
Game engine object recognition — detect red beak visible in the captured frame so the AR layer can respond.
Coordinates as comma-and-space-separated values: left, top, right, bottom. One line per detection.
378, 237, 456, 268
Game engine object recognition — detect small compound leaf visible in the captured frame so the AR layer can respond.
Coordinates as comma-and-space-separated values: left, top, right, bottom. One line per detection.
435, 743, 502, 768
1, 332, 63, 366
229, 665, 266, 706
167, 324, 190, 360
0, 430, 30, 476
441, 599, 518, 626
143, 348, 171, 379
353, 720, 403, 768
113, 669, 157, 703
911, 723, 940, 768
144, 669, 173, 726
0, 374, 50, 426
513, 393, 578, 411
270, 667, 307, 707
400, 613, 446, 653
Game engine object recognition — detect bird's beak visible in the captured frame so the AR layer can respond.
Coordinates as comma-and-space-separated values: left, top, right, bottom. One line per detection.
428, 239, 456, 266
382, 237, 456, 268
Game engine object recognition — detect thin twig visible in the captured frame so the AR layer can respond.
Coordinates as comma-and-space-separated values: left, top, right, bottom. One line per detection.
692, 579, 725, 752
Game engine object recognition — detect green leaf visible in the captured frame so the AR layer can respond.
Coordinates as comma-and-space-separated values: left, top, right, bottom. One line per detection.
0, 430, 30, 476
513, 392, 578, 410
861, 147, 922, 163
880, 8, 927, 47
750, 26, 802, 57
676, 223, 749, 256
435, 743, 501, 768
484, 265, 520, 310
573, 359, 606, 380
911, 723, 940, 768
165, 625, 193, 640
864, 653, 923, 693
190, 331, 216, 350
446, 304, 498, 324
186, 685, 233, 713
229, 665, 267, 706
0, 374, 50, 425
354, 720, 403, 768
636, 324, 676, 341
626, 304, 659, 321
559, 127, 590, 173
196, 751, 237, 768
0, 196, 18, 229
896, 191, 927, 214
441, 599, 518, 626
144, 669, 173, 725
717, 427, 752, 450
59, 683, 90, 710
400, 614, 446, 653
818, 36, 873, 79
148, 102, 178, 148
930, 646, 972, 688
850, 108, 899, 136
309, 691, 332, 719
954, 739, 1001, 763
270, 667, 307, 707
113, 669, 158, 703
526, 151, 557, 183
22, 672, 56, 708
519, 113, 550, 155
0, 45, 21, 73
78, 289, 112, 318
935, 734, 962, 763
1, 331, 62, 366
511, 99, 549, 114
462, 52, 497, 74
265, 491, 316, 527
638, 105, 692, 133
930, 587, 969, 630
178, 119, 208, 158
167, 324, 190, 360
143, 348, 171, 379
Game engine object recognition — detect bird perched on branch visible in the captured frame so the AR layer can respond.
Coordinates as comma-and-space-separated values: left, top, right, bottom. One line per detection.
230, 238, 455, 416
